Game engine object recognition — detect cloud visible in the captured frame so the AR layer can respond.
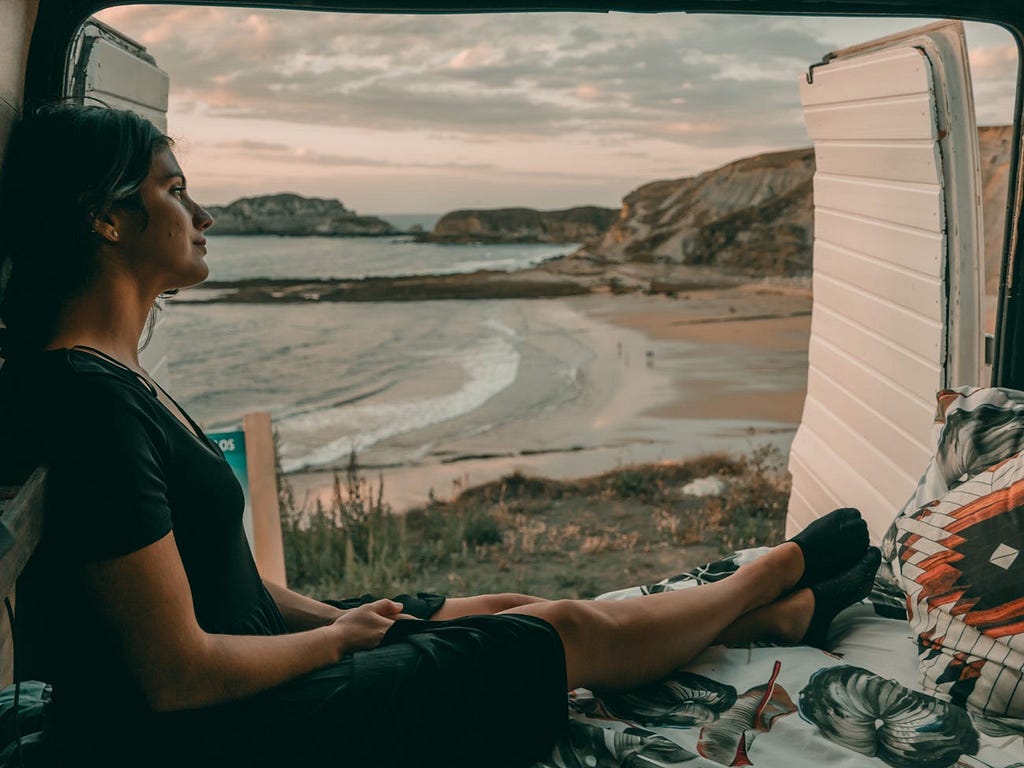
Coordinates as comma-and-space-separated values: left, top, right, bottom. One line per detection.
95, 7, 835, 150
213, 139, 496, 171
94, 7, 1017, 208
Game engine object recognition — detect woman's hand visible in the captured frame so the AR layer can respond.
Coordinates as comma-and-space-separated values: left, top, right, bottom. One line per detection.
262, 580, 344, 630
329, 599, 405, 653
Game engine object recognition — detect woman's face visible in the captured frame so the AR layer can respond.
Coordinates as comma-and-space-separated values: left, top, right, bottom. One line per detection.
117, 148, 214, 293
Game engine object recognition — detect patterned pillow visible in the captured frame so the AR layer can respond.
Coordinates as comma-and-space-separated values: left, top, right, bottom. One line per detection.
878, 387, 1024, 604
893, 444, 1024, 718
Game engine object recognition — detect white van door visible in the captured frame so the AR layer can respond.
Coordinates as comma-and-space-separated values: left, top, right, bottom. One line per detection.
787, 20, 984, 541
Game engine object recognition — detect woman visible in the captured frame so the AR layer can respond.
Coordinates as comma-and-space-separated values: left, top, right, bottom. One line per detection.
0, 104, 880, 768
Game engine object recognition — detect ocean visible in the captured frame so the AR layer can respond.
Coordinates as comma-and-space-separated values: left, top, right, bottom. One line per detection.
162, 231, 804, 504
165, 231, 586, 473
202, 231, 573, 282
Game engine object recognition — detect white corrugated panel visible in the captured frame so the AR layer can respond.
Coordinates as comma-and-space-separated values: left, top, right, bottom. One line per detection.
82, 36, 168, 131
788, 21, 984, 542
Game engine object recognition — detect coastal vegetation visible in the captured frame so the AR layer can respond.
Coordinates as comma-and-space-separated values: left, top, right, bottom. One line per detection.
278, 446, 790, 601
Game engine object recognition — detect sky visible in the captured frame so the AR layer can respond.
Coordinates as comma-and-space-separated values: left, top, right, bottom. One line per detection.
95, 6, 1018, 215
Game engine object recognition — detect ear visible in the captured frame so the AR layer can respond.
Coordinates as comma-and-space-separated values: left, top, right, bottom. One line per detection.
90, 209, 122, 244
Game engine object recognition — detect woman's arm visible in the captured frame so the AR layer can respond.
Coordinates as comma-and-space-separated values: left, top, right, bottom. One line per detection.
85, 532, 400, 712
262, 579, 344, 631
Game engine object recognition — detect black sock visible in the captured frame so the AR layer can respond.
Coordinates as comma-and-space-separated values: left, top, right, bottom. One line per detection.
789, 507, 869, 588
803, 546, 882, 649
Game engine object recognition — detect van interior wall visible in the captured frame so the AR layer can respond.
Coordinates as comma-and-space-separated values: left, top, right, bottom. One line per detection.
0, 0, 40, 686
0, 0, 39, 176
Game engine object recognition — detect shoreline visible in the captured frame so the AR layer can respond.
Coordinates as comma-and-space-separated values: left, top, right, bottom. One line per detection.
175, 257, 792, 305
285, 283, 811, 513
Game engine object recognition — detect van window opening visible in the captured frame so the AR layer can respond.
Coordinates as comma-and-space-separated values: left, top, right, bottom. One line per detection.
79, 7, 1018, 598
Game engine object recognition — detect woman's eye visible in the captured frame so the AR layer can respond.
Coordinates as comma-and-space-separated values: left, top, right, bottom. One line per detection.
172, 187, 187, 198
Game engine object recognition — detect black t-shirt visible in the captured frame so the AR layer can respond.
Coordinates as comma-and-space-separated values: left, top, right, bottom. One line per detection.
0, 349, 287, 745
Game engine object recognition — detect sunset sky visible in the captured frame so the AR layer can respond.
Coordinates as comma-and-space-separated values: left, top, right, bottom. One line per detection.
96, 6, 1017, 215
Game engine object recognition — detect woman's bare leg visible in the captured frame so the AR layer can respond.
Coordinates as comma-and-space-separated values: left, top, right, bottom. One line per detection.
431, 593, 548, 620
501, 542, 804, 690
713, 589, 814, 646
716, 545, 880, 648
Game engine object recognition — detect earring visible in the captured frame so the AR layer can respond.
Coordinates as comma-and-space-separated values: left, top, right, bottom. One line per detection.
112, 230, 119, 240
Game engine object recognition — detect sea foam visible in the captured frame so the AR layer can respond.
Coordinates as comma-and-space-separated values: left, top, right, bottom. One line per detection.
279, 330, 520, 472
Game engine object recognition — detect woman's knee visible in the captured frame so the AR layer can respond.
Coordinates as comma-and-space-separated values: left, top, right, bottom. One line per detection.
490, 592, 547, 611
527, 599, 615, 649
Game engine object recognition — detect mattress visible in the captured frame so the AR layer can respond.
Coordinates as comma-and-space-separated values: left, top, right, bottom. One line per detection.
537, 549, 1024, 768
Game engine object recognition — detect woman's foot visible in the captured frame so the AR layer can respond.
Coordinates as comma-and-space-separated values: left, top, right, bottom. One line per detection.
788, 507, 870, 589
778, 547, 882, 648
744, 541, 806, 603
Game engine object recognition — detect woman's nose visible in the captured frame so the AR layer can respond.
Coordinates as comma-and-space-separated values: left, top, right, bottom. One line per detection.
194, 202, 214, 232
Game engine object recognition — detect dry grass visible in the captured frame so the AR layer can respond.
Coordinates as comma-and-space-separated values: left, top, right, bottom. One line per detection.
279, 445, 791, 600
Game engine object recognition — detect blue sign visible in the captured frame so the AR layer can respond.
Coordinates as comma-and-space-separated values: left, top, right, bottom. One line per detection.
207, 429, 254, 549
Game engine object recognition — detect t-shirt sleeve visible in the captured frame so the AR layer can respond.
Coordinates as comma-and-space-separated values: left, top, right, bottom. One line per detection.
43, 380, 173, 562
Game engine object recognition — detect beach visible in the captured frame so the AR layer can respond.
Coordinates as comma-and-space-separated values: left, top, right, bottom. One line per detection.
285, 282, 811, 512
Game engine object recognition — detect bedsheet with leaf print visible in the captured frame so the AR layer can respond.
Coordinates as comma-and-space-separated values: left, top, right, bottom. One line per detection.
535, 549, 1024, 768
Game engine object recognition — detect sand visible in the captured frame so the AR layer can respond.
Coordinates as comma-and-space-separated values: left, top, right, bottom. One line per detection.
287, 284, 812, 512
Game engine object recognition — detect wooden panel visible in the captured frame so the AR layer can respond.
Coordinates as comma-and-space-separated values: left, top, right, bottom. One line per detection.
814, 141, 941, 186
803, 95, 936, 142
800, 47, 929, 106
812, 273, 943, 360
814, 240, 941, 320
788, 23, 980, 541
808, 337, 935, 442
243, 413, 287, 585
789, 423, 900, 540
800, 397, 917, 515
787, 452, 843, 524
806, 366, 932, 473
815, 209, 943, 277
810, 306, 941, 397
814, 175, 942, 232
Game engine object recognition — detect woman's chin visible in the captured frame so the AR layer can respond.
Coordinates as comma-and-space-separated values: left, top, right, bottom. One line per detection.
188, 261, 211, 286
167, 265, 210, 293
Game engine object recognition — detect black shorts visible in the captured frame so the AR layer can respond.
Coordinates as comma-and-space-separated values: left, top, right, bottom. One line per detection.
161, 614, 568, 768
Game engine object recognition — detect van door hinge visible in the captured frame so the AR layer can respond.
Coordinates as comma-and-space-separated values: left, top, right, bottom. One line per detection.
806, 53, 837, 84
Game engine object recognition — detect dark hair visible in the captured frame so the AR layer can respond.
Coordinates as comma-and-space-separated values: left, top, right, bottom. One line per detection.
0, 103, 172, 358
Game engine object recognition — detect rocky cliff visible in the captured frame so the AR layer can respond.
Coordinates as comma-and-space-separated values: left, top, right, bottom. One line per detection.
583, 127, 1011, 277
208, 194, 399, 236
420, 206, 618, 244
585, 149, 814, 275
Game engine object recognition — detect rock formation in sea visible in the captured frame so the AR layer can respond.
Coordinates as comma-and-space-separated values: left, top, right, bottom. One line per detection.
419, 206, 618, 244
579, 126, 1011, 278
207, 193, 399, 236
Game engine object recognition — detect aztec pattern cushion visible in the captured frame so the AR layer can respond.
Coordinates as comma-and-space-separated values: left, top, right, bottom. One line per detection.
882, 387, 1024, 719
878, 387, 1024, 602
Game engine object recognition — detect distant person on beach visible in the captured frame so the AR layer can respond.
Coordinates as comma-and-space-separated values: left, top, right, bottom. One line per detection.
0, 104, 881, 768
